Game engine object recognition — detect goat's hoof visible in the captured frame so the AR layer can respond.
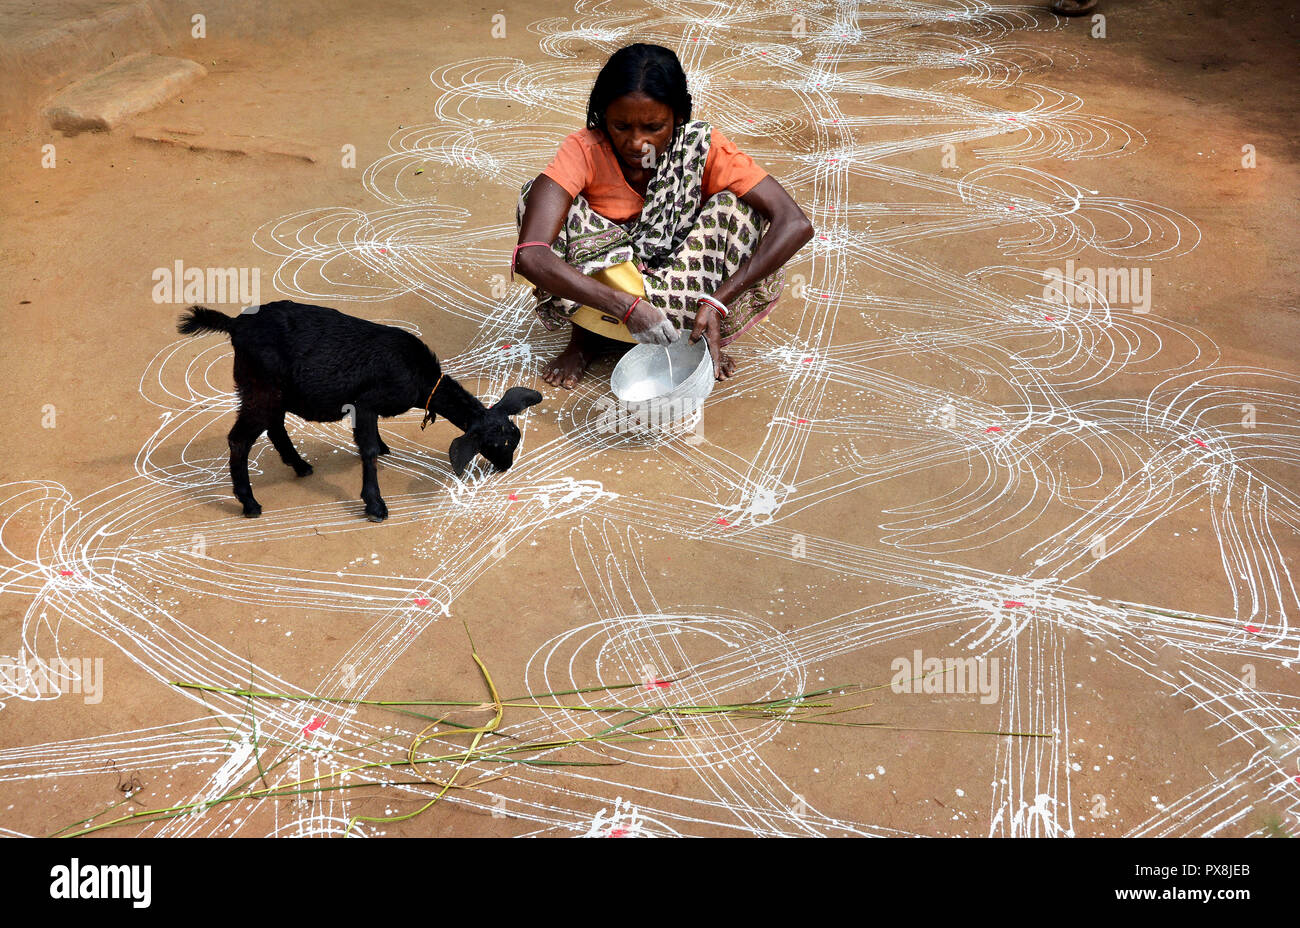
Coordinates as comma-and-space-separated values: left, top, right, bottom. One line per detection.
294, 462, 314, 477
364, 500, 388, 522
378, 443, 392, 456
242, 503, 262, 518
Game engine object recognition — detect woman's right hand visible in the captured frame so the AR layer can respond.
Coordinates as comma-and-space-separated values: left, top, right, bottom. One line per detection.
617, 293, 679, 346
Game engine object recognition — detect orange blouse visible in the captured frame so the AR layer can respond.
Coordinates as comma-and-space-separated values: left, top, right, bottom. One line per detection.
540, 127, 768, 222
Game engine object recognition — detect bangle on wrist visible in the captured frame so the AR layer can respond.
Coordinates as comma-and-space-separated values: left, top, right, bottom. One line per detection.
697, 294, 729, 318
621, 296, 643, 324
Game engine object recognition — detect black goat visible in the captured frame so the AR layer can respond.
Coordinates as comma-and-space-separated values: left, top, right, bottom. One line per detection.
177, 300, 542, 521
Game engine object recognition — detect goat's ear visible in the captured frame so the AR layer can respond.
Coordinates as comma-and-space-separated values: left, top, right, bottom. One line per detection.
448, 434, 479, 477
491, 387, 544, 417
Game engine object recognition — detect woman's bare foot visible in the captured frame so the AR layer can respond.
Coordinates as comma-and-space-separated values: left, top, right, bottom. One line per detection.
542, 324, 603, 389
717, 348, 738, 380
1050, 0, 1098, 15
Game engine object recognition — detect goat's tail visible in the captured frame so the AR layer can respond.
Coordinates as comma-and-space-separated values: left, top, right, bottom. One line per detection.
177, 305, 236, 337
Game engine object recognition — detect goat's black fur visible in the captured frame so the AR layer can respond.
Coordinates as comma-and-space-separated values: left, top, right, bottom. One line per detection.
177, 300, 542, 521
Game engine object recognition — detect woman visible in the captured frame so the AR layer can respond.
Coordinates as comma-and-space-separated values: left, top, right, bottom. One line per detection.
513, 43, 814, 388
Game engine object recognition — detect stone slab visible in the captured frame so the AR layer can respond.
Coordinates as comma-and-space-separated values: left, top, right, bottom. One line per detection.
42, 52, 205, 134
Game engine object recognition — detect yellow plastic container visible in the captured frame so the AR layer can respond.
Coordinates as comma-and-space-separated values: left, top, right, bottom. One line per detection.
517, 260, 644, 344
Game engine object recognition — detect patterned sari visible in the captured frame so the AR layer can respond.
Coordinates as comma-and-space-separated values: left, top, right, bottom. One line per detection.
515, 120, 785, 346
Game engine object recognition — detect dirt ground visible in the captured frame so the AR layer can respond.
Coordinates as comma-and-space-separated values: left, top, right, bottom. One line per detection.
1, 0, 1297, 838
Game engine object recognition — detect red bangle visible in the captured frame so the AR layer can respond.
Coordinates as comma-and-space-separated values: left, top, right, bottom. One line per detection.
621, 296, 643, 324
510, 240, 553, 280
697, 294, 729, 318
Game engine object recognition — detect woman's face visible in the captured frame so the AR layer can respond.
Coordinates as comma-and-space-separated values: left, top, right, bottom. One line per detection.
604, 92, 679, 171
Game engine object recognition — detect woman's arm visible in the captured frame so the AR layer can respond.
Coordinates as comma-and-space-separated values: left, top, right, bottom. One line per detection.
709, 176, 815, 307
690, 176, 814, 379
515, 175, 675, 342
515, 175, 631, 316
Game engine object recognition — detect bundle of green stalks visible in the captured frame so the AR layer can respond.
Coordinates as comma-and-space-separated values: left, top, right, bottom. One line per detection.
52, 626, 1046, 838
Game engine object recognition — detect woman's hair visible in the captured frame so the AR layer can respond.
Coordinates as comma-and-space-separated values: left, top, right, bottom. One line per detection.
586, 44, 693, 136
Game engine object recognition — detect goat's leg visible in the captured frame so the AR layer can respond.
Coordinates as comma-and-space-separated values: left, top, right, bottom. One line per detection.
267, 411, 313, 476
352, 408, 388, 522
227, 410, 268, 517
377, 431, 391, 456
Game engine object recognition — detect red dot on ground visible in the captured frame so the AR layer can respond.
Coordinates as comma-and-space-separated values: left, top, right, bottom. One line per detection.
414, 597, 430, 607
501, 343, 512, 349
508, 492, 519, 501
796, 418, 809, 424
985, 425, 1002, 433
59, 569, 73, 576
1246, 625, 1261, 633
1045, 315, 1055, 321
716, 517, 730, 526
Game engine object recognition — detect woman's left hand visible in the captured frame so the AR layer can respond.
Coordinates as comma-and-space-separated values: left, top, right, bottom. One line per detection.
689, 303, 731, 381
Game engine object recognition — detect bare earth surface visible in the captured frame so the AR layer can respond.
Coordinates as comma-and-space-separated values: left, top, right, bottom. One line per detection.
0, 0, 1297, 838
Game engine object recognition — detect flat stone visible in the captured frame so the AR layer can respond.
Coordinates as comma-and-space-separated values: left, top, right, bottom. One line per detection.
43, 52, 206, 134
132, 125, 321, 163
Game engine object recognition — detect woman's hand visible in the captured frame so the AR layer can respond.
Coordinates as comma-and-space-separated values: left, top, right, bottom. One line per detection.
618, 293, 679, 346
689, 302, 730, 380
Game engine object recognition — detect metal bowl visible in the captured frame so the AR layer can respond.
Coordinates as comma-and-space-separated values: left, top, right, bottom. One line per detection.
610, 335, 715, 405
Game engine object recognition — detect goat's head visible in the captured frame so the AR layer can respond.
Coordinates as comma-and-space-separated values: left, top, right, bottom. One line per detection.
448, 387, 544, 477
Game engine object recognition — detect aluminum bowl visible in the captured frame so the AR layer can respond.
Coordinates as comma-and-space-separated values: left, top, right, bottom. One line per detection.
610, 335, 715, 406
